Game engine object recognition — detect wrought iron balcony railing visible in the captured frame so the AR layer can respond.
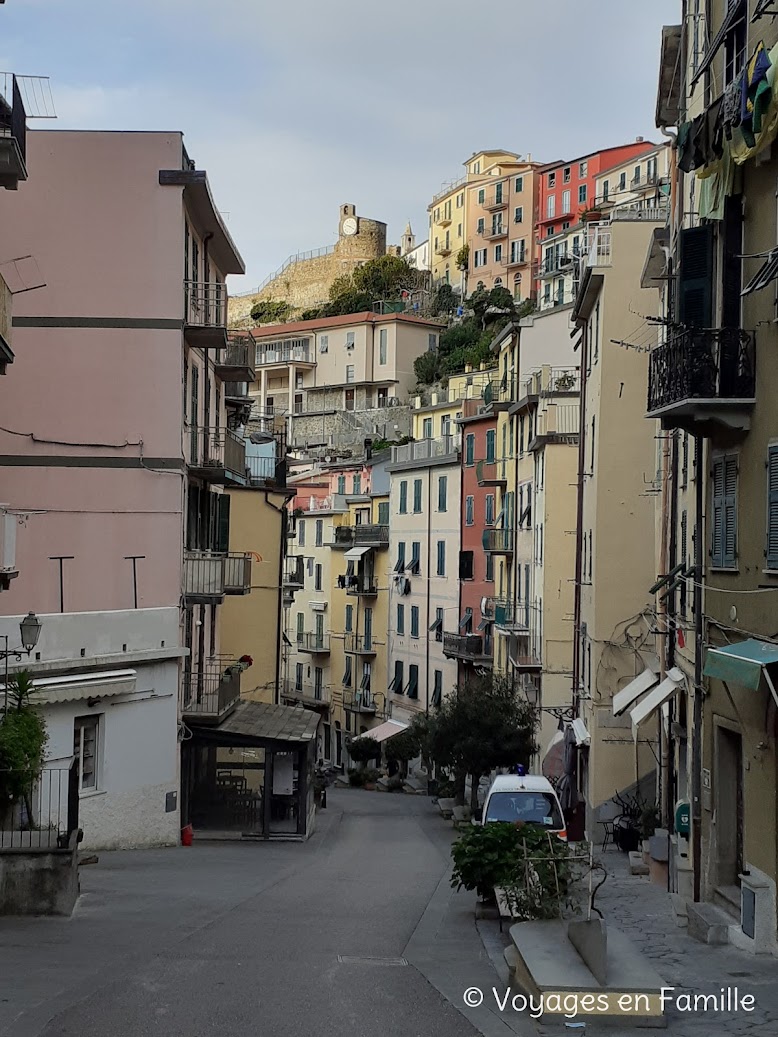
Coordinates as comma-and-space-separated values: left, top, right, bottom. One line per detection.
344, 634, 376, 655
180, 666, 241, 722
183, 551, 252, 603
443, 633, 486, 661
332, 524, 389, 549
476, 460, 507, 487
482, 528, 515, 554
282, 678, 331, 706
217, 335, 256, 382
187, 427, 246, 484
647, 328, 756, 434
296, 632, 331, 654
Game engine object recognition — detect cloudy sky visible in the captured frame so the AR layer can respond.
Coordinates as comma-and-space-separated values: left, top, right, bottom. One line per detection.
3, 0, 679, 292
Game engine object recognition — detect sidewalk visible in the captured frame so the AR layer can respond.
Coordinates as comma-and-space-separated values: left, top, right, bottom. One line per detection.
593, 847, 778, 1036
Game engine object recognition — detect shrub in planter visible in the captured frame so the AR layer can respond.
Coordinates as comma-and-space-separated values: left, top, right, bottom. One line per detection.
450, 821, 525, 900
348, 770, 366, 787
348, 736, 381, 767
387, 775, 404, 793
502, 826, 583, 921
362, 767, 381, 785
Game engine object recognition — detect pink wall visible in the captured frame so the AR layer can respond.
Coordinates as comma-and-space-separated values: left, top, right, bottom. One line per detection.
0, 131, 193, 616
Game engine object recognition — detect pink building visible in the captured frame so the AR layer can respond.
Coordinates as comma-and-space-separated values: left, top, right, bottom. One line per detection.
0, 130, 247, 848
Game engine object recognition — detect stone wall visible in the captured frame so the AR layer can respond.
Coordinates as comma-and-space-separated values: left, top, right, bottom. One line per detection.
0, 846, 79, 916
229, 217, 388, 327
291, 400, 412, 452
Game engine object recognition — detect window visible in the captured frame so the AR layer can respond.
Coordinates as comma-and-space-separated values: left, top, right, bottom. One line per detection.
494, 244, 503, 263
485, 429, 496, 463
297, 519, 305, 546
346, 332, 355, 348
546, 195, 556, 219
343, 656, 352, 687
602, 180, 609, 201
511, 239, 526, 265
438, 475, 448, 512
515, 176, 524, 192
441, 414, 451, 438
486, 494, 495, 525
315, 519, 323, 547
379, 328, 388, 365
680, 511, 689, 615
428, 333, 437, 352
397, 603, 405, 635
618, 172, 626, 192
590, 416, 596, 472
594, 301, 600, 363
346, 365, 355, 383
474, 248, 487, 267
337, 475, 346, 495
352, 474, 361, 494
465, 434, 475, 466
410, 542, 421, 574
514, 206, 523, 223
399, 481, 408, 514
435, 608, 444, 642
681, 433, 689, 489
459, 550, 474, 579
546, 227, 554, 238
314, 563, 322, 591
411, 606, 419, 638
457, 192, 464, 207
423, 417, 433, 439
478, 188, 485, 204
768, 447, 778, 570
407, 664, 419, 699
711, 454, 738, 569
485, 553, 494, 581
314, 667, 323, 700
345, 604, 353, 632
296, 612, 305, 643
432, 670, 443, 707
413, 479, 423, 513
395, 541, 406, 572
579, 160, 588, 177
465, 496, 474, 526
578, 184, 587, 204
391, 660, 404, 694
436, 540, 446, 576
74, 716, 98, 791
457, 223, 462, 236
562, 190, 571, 214
378, 501, 389, 525
320, 334, 329, 354
295, 662, 304, 692
548, 171, 556, 188
588, 531, 593, 581
477, 217, 485, 234
633, 164, 641, 184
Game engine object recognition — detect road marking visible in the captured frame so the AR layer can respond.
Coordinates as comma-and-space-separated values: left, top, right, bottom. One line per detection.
337, 955, 408, 967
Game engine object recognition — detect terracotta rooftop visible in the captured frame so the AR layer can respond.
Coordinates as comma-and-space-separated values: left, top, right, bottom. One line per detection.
250, 311, 445, 338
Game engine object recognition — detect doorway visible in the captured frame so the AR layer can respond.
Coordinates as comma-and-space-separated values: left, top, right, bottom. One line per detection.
716, 725, 743, 889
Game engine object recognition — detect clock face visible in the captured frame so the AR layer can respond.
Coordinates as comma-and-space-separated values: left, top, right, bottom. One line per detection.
342, 217, 358, 236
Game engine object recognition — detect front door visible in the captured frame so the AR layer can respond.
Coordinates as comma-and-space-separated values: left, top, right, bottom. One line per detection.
716, 725, 743, 889
345, 389, 355, 411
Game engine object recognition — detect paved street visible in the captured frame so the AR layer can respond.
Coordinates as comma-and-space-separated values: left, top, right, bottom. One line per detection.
0, 791, 518, 1037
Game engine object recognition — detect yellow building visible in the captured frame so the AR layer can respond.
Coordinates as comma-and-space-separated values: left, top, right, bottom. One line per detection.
428, 150, 520, 291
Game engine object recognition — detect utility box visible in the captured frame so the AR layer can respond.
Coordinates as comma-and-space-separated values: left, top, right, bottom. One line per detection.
675, 800, 690, 836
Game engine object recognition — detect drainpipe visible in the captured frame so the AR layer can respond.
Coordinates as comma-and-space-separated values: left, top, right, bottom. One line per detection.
426, 464, 432, 715
572, 320, 589, 719
692, 434, 704, 902
265, 489, 295, 706
657, 427, 671, 822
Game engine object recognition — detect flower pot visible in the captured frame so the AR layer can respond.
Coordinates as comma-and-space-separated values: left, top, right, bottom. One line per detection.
181, 824, 194, 847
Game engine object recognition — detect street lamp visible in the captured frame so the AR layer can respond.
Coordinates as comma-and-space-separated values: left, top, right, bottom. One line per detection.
2, 612, 42, 712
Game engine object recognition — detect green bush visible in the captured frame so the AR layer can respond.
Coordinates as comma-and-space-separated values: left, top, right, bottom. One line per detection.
501, 826, 582, 921
348, 770, 366, 787
451, 822, 526, 899
362, 767, 381, 784
348, 736, 380, 765
387, 775, 404, 793
0, 671, 47, 807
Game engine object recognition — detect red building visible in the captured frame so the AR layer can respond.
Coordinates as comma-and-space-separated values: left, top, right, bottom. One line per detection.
535, 139, 658, 242
452, 407, 499, 678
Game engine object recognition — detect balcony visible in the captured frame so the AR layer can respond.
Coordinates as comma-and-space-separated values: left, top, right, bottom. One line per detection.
346, 577, 378, 597
507, 250, 527, 268
282, 678, 330, 710
443, 633, 488, 662
647, 328, 756, 437
435, 242, 452, 257
216, 335, 256, 382
183, 551, 251, 604
483, 191, 509, 212
493, 600, 529, 632
585, 226, 612, 268
0, 75, 27, 190
297, 632, 331, 654
539, 250, 581, 278
332, 524, 389, 550
476, 459, 507, 487
246, 452, 287, 489
482, 529, 515, 555
342, 689, 380, 715
283, 556, 305, 590
254, 340, 314, 367
187, 427, 246, 485
184, 281, 228, 349
389, 434, 460, 466
483, 224, 508, 241
437, 212, 452, 227
344, 634, 377, 656
180, 665, 241, 724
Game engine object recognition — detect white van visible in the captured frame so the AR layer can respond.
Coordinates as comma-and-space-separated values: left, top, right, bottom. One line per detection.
480, 774, 567, 840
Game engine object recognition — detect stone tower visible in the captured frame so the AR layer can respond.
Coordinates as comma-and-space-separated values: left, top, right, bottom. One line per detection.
401, 222, 415, 256
228, 203, 388, 326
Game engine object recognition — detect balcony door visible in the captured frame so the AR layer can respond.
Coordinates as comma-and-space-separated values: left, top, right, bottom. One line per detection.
315, 613, 324, 650
363, 607, 373, 650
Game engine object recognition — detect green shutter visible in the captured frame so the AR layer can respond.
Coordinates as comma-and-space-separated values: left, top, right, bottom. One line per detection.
723, 456, 738, 568
768, 447, 778, 570
678, 225, 714, 328
399, 481, 407, 513
215, 493, 230, 553
413, 479, 422, 512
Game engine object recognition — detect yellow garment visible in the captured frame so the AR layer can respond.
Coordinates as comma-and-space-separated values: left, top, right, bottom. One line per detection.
730, 41, 778, 165
697, 142, 737, 220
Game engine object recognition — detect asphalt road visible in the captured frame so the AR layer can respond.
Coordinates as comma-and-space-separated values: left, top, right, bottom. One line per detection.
0, 790, 497, 1037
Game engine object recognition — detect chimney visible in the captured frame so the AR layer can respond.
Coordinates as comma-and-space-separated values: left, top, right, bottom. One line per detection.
636, 136, 644, 143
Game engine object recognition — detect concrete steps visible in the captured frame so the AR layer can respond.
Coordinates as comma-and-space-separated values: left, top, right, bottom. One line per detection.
687, 901, 732, 945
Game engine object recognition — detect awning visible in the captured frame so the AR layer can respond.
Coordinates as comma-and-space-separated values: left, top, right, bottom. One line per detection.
26, 669, 137, 705
572, 717, 591, 747
742, 248, 778, 296
352, 719, 408, 743
692, 3, 746, 85
630, 667, 685, 738
612, 667, 660, 717
459, 613, 472, 632
428, 616, 442, 633
541, 727, 565, 781
477, 618, 492, 632
704, 639, 778, 705
344, 546, 371, 560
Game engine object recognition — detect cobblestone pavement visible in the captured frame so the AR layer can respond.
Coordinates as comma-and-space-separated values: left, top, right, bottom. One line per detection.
594, 847, 778, 1037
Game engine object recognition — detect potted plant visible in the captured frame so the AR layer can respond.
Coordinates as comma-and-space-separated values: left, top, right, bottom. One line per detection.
362, 767, 380, 791
640, 803, 660, 862
450, 820, 526, 902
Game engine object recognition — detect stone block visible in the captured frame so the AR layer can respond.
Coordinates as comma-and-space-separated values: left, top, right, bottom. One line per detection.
628, 851, 649, 875
568, 917, 608, 984
686, 901, 731, 945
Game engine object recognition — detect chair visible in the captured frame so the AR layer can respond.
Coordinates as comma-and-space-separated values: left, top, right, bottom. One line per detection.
596, 801, 621, 851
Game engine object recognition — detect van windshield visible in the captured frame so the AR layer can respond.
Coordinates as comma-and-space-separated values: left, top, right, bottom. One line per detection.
484, 791, 564, 828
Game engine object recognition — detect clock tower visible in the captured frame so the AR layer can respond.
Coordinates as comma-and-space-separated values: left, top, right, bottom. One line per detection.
339, 203, 359, 239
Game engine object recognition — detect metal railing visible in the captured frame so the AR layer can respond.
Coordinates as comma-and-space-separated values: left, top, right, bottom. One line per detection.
184, 551, 226, 599
483, 191, 509, 210
219, 336, 255, 378
180, 666, 241, 719
246, 453, 286, 488
224, 553, 252, 593
482, 528, 515, 553
333, 525, 389, 548
283, 557, 305, 586
255, 341, 312, 366
344, 634, 376, 654
342, 689, 378, 713
0, 75, 26, 168
443, 633, 484, 660
187, 426, 246, 478
610, 205, 668, 223
430, 175, 467, 207
297, 632, 331, 653
483, 224, 508, 239
543, 367, 581, 395
390, 434, 460, 464
282, 678, 331, 704
534, 403, 580, 438
647, 328, 756, 414
493, 600, 530, 630
345, 577, 379, 597
476, 460, 507, 486
184, 281, 227, 327
435, 242, 453, 256
0, 764, 79, 851
232, 245, 336, 298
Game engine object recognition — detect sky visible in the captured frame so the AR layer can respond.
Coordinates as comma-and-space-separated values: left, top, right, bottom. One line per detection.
2, 0, 680, 293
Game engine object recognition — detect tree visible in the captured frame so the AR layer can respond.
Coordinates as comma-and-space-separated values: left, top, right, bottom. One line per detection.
414, 350, 441, 386
430, 673, 538, 813
455, 244, 470, 272
385, 728, 420, 778
0, 671, 48, 818
250, 298, 292, 325
347, 735, 381, 767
